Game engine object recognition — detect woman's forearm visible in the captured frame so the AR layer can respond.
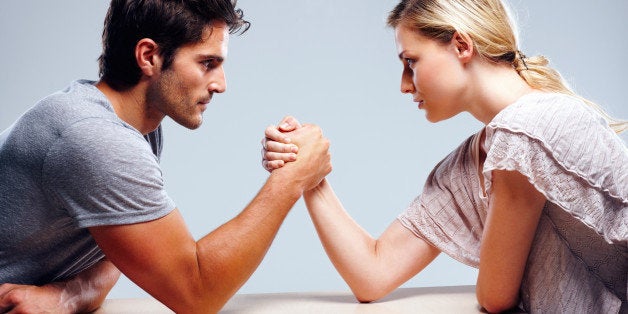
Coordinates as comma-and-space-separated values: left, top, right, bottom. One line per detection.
304, 179, 439, 302
304, 179, 379, 285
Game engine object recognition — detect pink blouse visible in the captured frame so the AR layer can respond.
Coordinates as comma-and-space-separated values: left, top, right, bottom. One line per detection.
398, 93, 627, 313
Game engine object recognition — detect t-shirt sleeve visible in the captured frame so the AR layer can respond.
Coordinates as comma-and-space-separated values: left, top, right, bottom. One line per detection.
42, 118, 175, 228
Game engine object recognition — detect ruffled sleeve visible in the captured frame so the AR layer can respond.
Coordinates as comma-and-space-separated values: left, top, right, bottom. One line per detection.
483, 93, 627, 246
398, 134, 487, 267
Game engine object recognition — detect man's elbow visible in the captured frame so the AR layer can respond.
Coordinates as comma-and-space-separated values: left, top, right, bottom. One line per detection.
168, 293, 228, 314
477, 293, 519, 313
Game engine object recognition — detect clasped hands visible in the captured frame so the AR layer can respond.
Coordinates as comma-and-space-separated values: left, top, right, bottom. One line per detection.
261, 116, 331, 191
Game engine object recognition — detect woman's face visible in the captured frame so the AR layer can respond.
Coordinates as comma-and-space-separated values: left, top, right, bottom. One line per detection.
395, 25, 468, 123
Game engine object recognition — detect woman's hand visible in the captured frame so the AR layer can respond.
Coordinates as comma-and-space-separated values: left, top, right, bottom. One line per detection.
261, 116, 302, 172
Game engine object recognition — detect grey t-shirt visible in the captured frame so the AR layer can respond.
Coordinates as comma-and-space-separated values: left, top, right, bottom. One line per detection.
0, 80, 175, 284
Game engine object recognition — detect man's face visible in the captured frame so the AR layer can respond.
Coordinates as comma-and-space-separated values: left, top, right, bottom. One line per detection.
147, 21, 229, 129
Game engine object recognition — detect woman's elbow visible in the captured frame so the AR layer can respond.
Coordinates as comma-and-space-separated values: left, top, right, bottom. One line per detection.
354, 292, 382, 303
351, 285, 391, 303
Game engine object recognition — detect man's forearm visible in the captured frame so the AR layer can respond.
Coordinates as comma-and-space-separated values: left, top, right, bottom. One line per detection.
56, 259, 121, 313
193, 171, 304, 311
0, 259, 120, 313
88, 124, 330, 313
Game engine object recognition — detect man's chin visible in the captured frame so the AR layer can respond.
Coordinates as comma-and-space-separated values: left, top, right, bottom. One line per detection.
173, 116, 203, 130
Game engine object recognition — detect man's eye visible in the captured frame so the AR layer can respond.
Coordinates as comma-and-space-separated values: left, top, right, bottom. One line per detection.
405, 58, 415, 66
202, 60, 214, 69
202, 59, 220, 69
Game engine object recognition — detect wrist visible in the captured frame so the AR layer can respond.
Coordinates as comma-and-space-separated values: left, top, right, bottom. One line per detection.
268, 169, 307, 199
303, 178, 328, 198
45, 282, 80, 313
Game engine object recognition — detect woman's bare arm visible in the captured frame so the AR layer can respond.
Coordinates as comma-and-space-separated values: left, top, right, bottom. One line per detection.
304, 179, 440, 302
476, 169, 546, 313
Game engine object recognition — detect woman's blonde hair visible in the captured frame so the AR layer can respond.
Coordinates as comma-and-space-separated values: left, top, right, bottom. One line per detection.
387, 0, 627, 133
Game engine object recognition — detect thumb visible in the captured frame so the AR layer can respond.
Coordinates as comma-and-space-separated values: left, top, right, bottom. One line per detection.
278, 116, 302, 132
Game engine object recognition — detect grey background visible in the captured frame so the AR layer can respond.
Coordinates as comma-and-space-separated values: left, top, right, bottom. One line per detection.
1, 1, 626, 299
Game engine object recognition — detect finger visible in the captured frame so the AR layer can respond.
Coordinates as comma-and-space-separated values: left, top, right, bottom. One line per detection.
278, 116, 302, 132
264, 125, 291, 143
0, 283, 17, 300
264, 151, 297, 163
262, 159, 284, 172
0, 285, 17, 312
265, 140, 298, 154
260, 137, 267, 150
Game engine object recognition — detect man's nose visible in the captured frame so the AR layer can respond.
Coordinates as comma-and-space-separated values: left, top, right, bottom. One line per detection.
209, 66, 227, 93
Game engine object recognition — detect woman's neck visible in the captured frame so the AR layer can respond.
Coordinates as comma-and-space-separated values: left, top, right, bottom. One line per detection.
465, 59, 536, 125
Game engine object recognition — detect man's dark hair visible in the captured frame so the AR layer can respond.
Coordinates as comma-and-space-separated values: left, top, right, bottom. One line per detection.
98, 0, 249, 90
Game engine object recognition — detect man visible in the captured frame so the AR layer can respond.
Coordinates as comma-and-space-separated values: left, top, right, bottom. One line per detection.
0, 0, 331, 312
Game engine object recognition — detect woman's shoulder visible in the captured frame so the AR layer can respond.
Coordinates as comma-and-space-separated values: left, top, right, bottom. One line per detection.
485, 92, 617, 150
489, 92, 605, 134
482, 93, 628, 212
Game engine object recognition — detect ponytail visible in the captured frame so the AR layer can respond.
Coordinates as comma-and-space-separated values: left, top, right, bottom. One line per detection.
388, 0, 627, 134
515, 52, 627, 134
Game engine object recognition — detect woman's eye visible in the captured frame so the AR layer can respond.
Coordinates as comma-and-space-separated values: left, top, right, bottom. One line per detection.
405, 58, 415, 66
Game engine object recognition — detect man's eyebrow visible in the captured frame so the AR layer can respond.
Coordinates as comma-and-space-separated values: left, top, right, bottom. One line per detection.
199, 54, 225, 62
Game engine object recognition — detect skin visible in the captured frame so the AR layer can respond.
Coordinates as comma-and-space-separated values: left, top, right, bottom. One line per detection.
262, 24, 546, 313
4, 21, 331, 314
0, 260, 119, 313
91, 21, 331, 313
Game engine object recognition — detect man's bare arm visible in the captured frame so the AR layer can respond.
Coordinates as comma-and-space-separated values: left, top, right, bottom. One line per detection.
0, 259, 120, 313
89, 124, 331, 313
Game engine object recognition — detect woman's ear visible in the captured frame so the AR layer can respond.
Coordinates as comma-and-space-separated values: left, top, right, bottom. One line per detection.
452, 31, 474, 63
135, 38, 162, 77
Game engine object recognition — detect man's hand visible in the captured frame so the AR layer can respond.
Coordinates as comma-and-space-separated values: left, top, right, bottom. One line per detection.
261, 116, 302, 172
0, 283, 71, 314
0, 259, 120, 314
273, 122, 332, 192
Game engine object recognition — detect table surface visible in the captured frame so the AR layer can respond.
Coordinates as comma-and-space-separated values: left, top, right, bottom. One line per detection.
96, 285, 482, 313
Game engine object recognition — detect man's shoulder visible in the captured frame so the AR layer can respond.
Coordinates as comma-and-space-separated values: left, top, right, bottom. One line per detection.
27, 80, 148, 149
34, 80, 116, 120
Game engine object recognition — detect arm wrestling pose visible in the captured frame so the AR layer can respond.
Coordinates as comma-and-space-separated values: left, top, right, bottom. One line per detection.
262, 0, 627, 312
0, 0, 331, 313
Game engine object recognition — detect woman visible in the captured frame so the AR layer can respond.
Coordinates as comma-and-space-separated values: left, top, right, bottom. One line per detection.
262, 0, 627, 312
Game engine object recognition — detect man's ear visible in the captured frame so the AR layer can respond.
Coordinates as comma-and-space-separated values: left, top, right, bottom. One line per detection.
135, 38, 162, 76
451, 31, 474, 63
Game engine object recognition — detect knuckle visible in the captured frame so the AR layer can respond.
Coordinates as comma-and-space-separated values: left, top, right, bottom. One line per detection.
323, 139, 330, 149
6, 290, 23, 303
264, 125, 276, 135
263, 151, 273, 160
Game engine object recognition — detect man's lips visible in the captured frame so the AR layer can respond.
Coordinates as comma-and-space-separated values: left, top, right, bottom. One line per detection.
198, 94, 212, 105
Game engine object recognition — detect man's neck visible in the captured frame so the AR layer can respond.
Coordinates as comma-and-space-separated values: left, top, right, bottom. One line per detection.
95, 80, 164, 135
